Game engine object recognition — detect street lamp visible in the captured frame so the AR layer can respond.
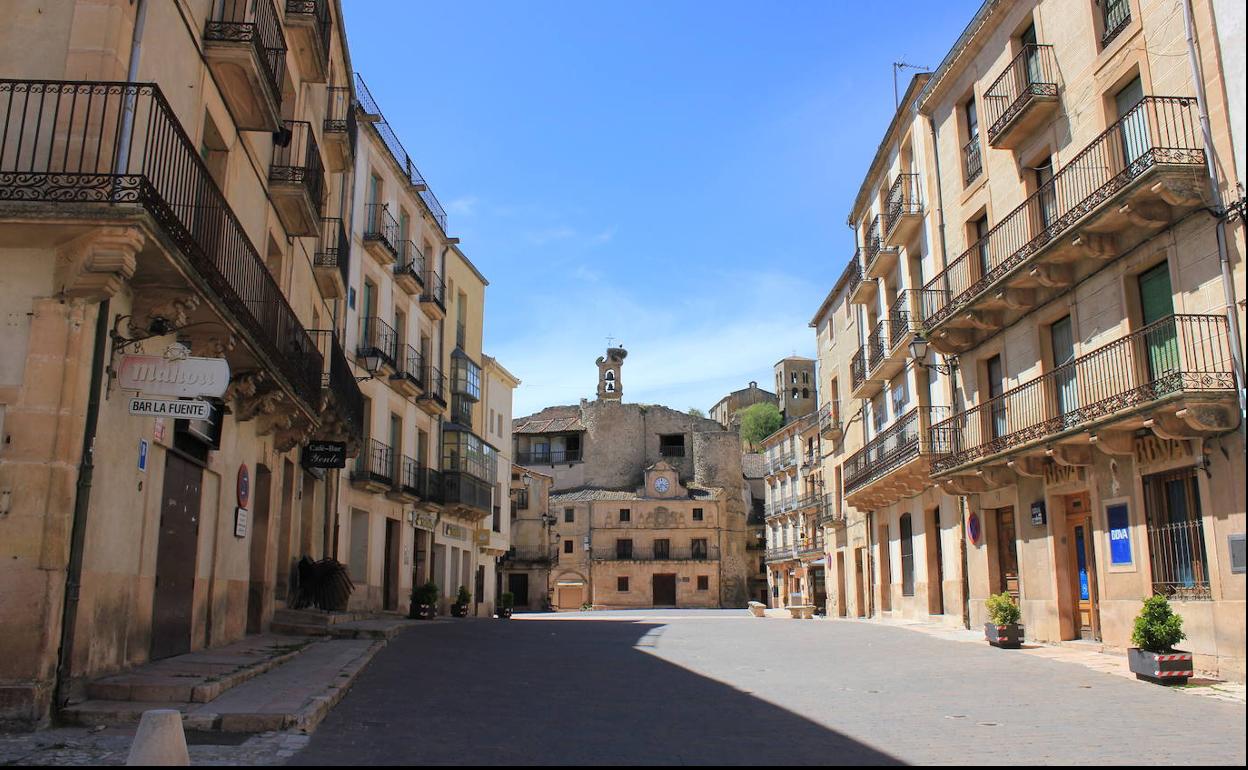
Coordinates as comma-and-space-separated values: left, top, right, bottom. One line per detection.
909, 334, 958, 376
356, 350, 382, 382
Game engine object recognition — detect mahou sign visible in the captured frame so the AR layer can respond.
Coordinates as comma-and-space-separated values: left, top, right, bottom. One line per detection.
117, 354, 230, 398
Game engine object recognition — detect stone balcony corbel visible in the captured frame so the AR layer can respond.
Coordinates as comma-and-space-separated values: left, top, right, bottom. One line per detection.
1150, 179, 1203, 207
1047, 444, 1093, 467
1029, 263, 1073, 288
977, 465, 1017, 489
999, 288, 1036, 311
128, 289, 202, 338
1008, 456, 1047, 478
1090, 430, 1135, 457
929, 328, 975, 354
55, 226, 144, 301
1070, 232, 1117, 260
964, 310, 1003, 332
1119, 200, 1171, 228
940, 474, 991, 495
1146, 403, 1239, 440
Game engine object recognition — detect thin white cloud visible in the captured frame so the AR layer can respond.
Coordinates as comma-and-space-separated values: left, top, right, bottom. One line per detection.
446, 195, 479, 216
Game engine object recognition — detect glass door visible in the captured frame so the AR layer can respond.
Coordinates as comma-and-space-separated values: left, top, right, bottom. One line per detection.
1051, 316, 1078, 427
1021, 23, 1041, 86
988, 355, 1007, 439
1138, 262, 1177, 384
1116, 77, 1148, 169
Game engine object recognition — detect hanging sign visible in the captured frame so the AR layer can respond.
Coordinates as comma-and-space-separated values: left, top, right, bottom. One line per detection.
117, 354, 230, 398
127, 397, 212, 420
234, 507, 249, 538
302, 441, 346, 469
1030, 500, 1047, 526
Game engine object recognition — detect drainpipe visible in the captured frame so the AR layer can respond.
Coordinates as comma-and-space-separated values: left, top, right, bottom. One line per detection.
55, 0, 148, 714
1180, 0, 1247, 425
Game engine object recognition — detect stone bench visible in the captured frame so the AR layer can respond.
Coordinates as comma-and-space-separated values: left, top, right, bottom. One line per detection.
747, 601, 766, 618
787, 605, 815, 619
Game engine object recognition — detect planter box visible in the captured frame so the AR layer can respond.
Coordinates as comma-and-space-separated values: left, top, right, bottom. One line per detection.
1128, 648, 1193, 685
451, 604, 469, 618
497, 607, 513, 619
410, 603, 436, 620
985, 622, 1023, 648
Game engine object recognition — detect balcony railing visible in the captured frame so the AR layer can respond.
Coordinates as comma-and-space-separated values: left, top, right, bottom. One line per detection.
314, 216, 349, 287
516, 448, 583, 465
270, 119, 324, 211
659, 445, 686, 458
795, 492, 821, 510
395, 455, 422, 496
984, 44, 1058, 145
841, 252, 863, 298
921, 97, 1203, 331
866, 321, 887, 372
851, 347, 867, 391
767, 451, 795, 474
353, 73, 448, 234
0, 80, 322, 407
817, 494, 844, 526
796, 536, 825, 557
363, 202, 399, 258
818, 401, 842, 438
285, 0, 331, 68
325, 85, 353, 133
765, 546, 797, 562
358, 316, 398, 368
923, 95, 1203, 329
441, 470, 493, 513
964, 138, 983, 184
593, 545, 718, 561
420, 365, 447, 404
393, 241, 425, 283
322, 332, 364, 439
1101, 0, 1131, 47
863, 214, 893, 269
393, 343, 424, 388
506, 545, 554, 564
884, 173, 922, 235
845, 406, 950, 495
353, 438, 394, 486
421, 270, 446, 309
929, 315, 1235, 475
204, 0, 286, 110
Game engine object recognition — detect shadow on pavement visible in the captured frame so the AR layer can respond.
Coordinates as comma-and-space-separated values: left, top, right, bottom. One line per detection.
295, 619, 900, 766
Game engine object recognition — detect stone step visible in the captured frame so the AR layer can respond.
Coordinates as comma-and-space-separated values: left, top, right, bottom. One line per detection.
271, 617, 417, 641
83, 635, 315, 704
271, 608, 370, 628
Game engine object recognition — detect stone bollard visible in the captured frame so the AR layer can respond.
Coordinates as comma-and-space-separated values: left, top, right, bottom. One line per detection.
127, 709, 189, 766
747, 601, 766, 618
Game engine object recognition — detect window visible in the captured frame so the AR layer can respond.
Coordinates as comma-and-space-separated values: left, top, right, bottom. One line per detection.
890, 377, 910, 417
563, 540, 573, 554
691, 538, 708, 560
654, 539, 670, 559
986, 355, 1006, 439
692, 508, 704, 522
697, 576, 709, 591
900, 513, 915, 597
1034, 156, 1056, 231
618, 576, 630, 592
972, 215, 990, 278
564, 507, 574, 523
1143, 468, 1210, 600
616, 539, 633, 559
659, 434, 685, 458
1101, 0, 1131, 48
620, 508, 631, 522
964, 98, 982, 183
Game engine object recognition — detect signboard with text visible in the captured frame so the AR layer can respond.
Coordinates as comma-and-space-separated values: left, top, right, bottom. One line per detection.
118, 354, 230, 398
302, 441, 347, 469
1107, 502, 1133, 566
128, 397, 212, 421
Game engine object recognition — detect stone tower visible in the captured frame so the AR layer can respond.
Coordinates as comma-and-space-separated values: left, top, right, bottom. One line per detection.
596, 346, 627, 400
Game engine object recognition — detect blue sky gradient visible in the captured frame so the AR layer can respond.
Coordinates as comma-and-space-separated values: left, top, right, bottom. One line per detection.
343, 0, 981, 417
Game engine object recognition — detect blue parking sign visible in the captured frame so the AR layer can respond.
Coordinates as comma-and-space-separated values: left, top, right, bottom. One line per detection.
138, 439, 148, 473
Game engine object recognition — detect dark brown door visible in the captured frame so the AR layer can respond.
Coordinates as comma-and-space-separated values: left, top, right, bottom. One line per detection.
652, 574, 677, 607
152, 453, 202, 659
836, 552, 848, 617
383, 519, 398, 611
508, 573, 530, 608
994, 507, 1020, 601
247, 465, 273, 633
854, 548, 866, 617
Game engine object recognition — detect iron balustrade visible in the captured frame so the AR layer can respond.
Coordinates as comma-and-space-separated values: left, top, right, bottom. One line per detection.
285, 0, 331, 68
1101, 0, 1131, 47
863, 214, 893, 269
441, 471, 492, 513
204, 0, 286, 111
844, 406, 950, 494
358, 316, 398, 368
593, 545, 719, 561
516, 449, 582, 464
765, 546, 797, 562
421, 270, 446, 309
1147, 518, 1211, 601
795, 492, 821, 510
851, 347, 867, 391
311, 331, 364, 444
796, 535, 824, 557
866, 320, 888, 372
271, 119, 324, 214
0, 80, 322, 408
841, 250, 863, 297
354, 438, 394, 485
420, 365, 447, 404
984, 44, 1058, 144
921, 96, 1204, 330
884, 173, 922, 236
315, 216, 349, 287
964, 137, 983, 183
928, 314, 1235, 474
659, 445, 686, 458
415, 466, 443, 502
506, 545, 554, 563
393, 240, 425, 283
324, 85, 352, 133
363, 202, 399, 257
392, 343, 424, 387
353, 73, 448, 233
396, 455, 421, 496
818, 494, 844, 525
818, 401, 842, 436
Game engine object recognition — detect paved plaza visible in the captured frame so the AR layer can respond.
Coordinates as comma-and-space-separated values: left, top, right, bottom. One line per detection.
295, 611, 1246, 766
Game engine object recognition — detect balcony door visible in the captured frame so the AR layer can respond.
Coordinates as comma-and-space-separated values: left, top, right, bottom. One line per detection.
1021, 23, 1041, 85
1116, 76, 1148, 168
987, 355, 1007, 439
1138, 262, 1178, 384
1051, 316, 1079, 426
389, 414, 402, 481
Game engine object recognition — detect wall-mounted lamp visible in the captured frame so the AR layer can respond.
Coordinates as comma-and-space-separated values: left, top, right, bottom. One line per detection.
909, 335, 958, 376
356, 350, 382, 382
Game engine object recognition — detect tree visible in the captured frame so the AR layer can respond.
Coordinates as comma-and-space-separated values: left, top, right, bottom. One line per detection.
687, 407, 706, 418
738, 402, 783, 448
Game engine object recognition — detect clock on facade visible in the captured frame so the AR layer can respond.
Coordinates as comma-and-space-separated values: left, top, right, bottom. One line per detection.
653, 477, 670, 494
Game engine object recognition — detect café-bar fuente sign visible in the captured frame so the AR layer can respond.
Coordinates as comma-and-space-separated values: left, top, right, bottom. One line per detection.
118, 353, 230, 399
303, 441, 347, 469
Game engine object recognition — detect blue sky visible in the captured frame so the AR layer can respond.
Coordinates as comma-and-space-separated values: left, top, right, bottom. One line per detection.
343, 0, 981, 417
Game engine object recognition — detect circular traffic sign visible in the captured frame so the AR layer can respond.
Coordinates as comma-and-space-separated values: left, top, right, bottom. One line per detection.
967, 512, 982, 546
237, 464, 250, 508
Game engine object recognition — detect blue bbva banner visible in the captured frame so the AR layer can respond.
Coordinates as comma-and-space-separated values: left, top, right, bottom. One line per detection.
1107, 503, 1132, 565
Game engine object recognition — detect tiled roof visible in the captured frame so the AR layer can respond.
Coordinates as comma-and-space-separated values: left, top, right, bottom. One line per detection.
741, 453, 767, 479
514, 415, 586, 434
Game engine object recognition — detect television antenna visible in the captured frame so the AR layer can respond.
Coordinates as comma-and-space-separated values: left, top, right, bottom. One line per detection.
893, 61, 931, 108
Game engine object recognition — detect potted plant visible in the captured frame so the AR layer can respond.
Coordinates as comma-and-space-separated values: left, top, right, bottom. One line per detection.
451, 585, 472, 618
410, 582, 439, 620
497, 592, 514, 619
984, 592, 1023, 648
1127, 595, 1192, 684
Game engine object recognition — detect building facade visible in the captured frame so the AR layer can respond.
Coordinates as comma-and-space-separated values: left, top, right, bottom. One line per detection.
0, 0, 364, 726
509, 348, 752, 609
811, 0, 1246, 680
709, 381, 778, 430
761, 413, 829, 609
775, 356, 817, 423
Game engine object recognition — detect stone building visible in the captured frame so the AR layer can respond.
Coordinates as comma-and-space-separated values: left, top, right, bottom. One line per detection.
742, 453, 771, 605
511, 348, 751, 608
709, 381, 778, 430
501, 467, 554, 610
761, 413, 828, 609
775, 356, 818, 423
0, 0, 363, 727
811, 0, 1246, 680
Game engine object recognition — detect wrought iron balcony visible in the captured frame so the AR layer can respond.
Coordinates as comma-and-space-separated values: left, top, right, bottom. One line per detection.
847, 248, 877, 305
352, 438, 394, 491
765, 546, 798, 563
516, 449, 583, 465
592, 545, 718, 562
964, 137, 983, 184
420, 270, 447, 319
312, 216, 349, 299
389, 344, 424, 397
310, 331, 364, 453
505, 545, 555, 564
921, 97, 1206, 353
203, 0, 286, 130
0, 80, 322, 412
844, 405, 950, 509
817, 494, 845, 526
417, 365, 447, 413
363, 203, 399, 263
270, 120, 324, 236
659, 445, 686, 458
985, 44, 1059, 149
863, 214, 899, 279
883, 173, 923, 246
818, 402, 843, 441
766, 450, 796, 475
285, 0, 331, 83
357, 316, 398, 371
850, 346, 872, 398
795, 492, 821, 511
392, 241, 426, 295
322, 85, 355, 171
1101, 0, 1131, 47
389, 455, 422, 500
796, 534, 825, 558
929, 315, 1237, 478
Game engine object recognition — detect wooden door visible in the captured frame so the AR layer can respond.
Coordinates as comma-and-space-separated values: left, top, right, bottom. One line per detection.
836, 551, 848, 617
995, 507, 1020, 601
854, 548, 866, 617
877, 525, 892, 611
652, 574, 677, 607
1068, 505, 1101, 640
1051, 315, 1078, 424
152, 454, 202, 659
383, 519, 398, 611
247, 465, 272, 634
1116, 76, 1148, 166
508, 573, 530, 608
1138, 262, 1177, 383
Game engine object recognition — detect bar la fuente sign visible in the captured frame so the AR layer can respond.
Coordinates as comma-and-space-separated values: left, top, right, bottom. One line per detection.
118, 353, 230, 398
